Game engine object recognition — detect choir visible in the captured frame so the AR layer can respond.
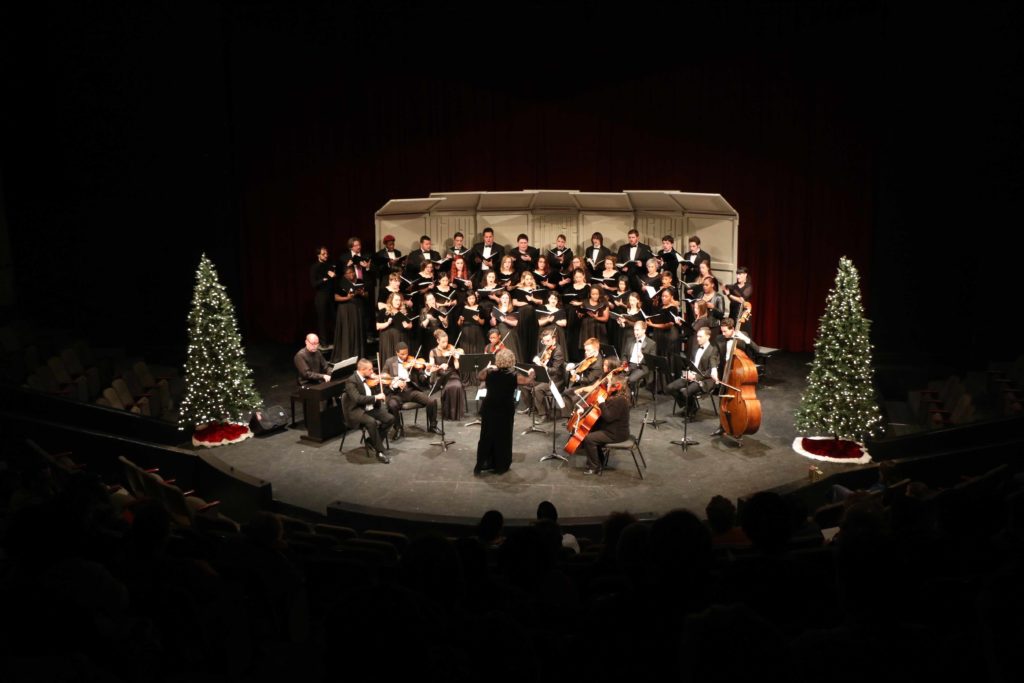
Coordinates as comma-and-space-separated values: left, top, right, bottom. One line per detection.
305, 229, 754, 433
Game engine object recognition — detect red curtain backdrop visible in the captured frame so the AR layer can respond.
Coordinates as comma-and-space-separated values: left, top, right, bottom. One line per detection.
232, 53, 877, 352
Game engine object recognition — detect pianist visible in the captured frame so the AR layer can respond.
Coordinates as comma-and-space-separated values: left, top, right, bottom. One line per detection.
295, 333, 333, 385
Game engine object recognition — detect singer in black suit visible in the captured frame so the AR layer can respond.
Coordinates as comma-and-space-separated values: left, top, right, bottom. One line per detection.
470, 227, 505, 274
666, 327, 720, 417
615, 229, 654, 279
343, 359, 394, 463
681, 235, 712, 283
406, 235, 440, 277
511, 234, 541, 273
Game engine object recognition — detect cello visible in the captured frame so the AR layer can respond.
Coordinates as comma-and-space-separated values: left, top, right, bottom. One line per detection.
718, 303, 761, 442
564, 362, 628, 455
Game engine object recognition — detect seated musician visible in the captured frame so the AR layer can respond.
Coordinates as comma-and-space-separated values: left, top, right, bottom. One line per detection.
294, 333, 332, 386
428, 329, 465, 422
483, 328, 505, 355
565, 337, 605, 396
343, 359, 394, 464
578, 376, 631, 475
666, 327, 720, 418
623, 320, 656, 396
382, 342, 441, 438
525, 330, 566, 421
711, 318, 758, 437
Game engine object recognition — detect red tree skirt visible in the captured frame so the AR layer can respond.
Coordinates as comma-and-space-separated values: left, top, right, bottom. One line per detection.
191, 422, 253, 448
791, 436, 872, 464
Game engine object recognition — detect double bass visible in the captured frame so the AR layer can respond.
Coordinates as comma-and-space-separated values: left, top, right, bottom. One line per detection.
564, 362, 628, 455
718, 303, 761, 441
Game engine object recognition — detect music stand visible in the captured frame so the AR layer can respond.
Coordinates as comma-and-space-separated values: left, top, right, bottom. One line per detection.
426, 372, 455, 452
600, 343, 621, 362
671, 359, 705, 450
643, 354, 669, 429
521, 364, 551, 435
541, 381, 568, 462
461, 353, 493, 426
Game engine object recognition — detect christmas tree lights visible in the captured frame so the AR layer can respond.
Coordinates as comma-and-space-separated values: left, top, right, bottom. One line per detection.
178, 254, 262, 436
794, 257, 882, 443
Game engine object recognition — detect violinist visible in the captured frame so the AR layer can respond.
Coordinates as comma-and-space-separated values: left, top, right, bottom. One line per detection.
343, 358, 395, 463
382, 342, 441, 437
566, 337, 605, 395
528, 330, 566, 422
483, 328, 505, 355
578, 376, 631, 475
429, 329, 465, 421
666, 327, 720, 418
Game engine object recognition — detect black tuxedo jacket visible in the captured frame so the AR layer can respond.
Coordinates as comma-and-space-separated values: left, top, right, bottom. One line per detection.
687, 343, 721, 392
681, 249, 711, 281
406, 249, 440, 277
582, 245, 611, 274
470, 242, 505, 272
623, 335, 657, 365
511, 246, 541, 272
616, 243, 654, 275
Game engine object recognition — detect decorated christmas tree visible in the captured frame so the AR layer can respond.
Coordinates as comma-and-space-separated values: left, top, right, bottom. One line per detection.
178, 254, 262, 447
794, 257, 882, 461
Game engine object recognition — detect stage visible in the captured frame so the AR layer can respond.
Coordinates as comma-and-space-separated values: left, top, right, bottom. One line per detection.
214, 346, 860, 524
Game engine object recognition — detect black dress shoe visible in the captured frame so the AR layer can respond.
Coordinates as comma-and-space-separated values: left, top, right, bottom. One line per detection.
516, 408, 531, 415
427, 425, 443, 435
376, 452, 391, 464
711, 426, 725, 437
390, 428, 404, 442
583, 467, 602, 475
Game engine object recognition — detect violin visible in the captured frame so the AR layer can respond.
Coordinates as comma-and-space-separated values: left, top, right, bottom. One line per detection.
568, 354, 598, 382
365, 373, 393, 388
538, 343, 555, 365
400, 356, 430, 370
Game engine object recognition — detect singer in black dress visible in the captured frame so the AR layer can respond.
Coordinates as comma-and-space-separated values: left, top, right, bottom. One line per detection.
475, 348, 518, 475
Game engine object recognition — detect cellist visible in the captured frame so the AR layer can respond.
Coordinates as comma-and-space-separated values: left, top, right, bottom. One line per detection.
578, 375, 631, 475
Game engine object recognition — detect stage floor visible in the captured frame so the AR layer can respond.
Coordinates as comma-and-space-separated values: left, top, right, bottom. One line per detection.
215, 346, 857, 524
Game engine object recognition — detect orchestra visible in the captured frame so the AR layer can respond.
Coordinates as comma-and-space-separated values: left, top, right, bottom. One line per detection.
306, 228, 757, 467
